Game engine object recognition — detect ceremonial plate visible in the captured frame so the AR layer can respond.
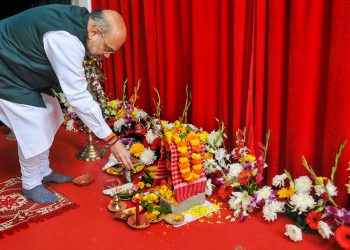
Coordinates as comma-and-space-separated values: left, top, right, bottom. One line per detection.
104, 163, 144, 176
163, 213, 185, 225
144, 212, 163, 223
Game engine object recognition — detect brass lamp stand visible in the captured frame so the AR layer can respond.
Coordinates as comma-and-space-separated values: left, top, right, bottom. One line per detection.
76, 129, 106, 161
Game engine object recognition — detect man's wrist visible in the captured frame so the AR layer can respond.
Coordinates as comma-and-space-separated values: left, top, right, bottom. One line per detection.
104, 133, 118, 147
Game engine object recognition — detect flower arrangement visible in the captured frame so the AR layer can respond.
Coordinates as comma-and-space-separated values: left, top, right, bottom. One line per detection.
162, 120, 208, 183
153, 179, 177, 204
268, 140, 348, 246
102, 81, 163, 169
202, 126, 272, 222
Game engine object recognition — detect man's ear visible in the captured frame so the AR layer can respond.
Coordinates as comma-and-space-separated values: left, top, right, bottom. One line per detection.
88, 26, 100, 39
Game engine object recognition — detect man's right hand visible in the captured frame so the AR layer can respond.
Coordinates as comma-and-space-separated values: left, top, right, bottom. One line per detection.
110, 141, 134, 169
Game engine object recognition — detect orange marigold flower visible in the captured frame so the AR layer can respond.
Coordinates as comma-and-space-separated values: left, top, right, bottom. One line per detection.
191, 159, 202, 165
182, 171, 191, 179
192, 144, 202, 152
178, 162, 190, 169
194, 169, 202, 175
180, 167, 191, 174
177, 141, 187, 147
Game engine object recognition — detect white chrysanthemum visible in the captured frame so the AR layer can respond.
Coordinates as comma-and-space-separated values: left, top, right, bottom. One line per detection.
272, 173, 287, 188
326, 182, 338, 197
257, 186, 273, 202
229, 191, 252, 211
205, 179, 214, 196
66, 119, 77, 132
290, 193, 316, 214
207, 130, 224, 147
113, 118, 126, 132
145, 130, 158, 144
318, 221, 333, 239
228, 192, 244, 210
204, 159, 220, 174
227, 163, 243, 179
135, 110, 147, 120
140, 148, 156, 165
263, 201, 285, 222
314, 185, 324, 197
294, 176, 312, 194
285, 224, 303, 242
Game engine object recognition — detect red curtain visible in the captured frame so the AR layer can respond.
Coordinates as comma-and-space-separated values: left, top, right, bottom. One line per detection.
92, 0, 350, 207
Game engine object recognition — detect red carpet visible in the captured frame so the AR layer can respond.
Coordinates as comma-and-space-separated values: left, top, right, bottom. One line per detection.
0, 126, 341, 250
0, 177, 75, 236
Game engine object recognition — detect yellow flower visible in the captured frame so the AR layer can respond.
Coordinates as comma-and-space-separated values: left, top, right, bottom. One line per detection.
174, 120, 181, 127
191, 153, 201, 161
165, 190, 173, 199
107, 100, 120, 109
315, 176, 327, 185
190, 139, 200, 146
204, 152, 214, 159
149, 193, 158, 200
137, 182, 145, 189
184, 172, 193, 181
198, 131, 208, 143
177, 146, 188, 154
192, 164, 202, 171
117, 109, 126, 118
180, 167, 190, 174
160, 185, 168, 195
240, 154, 256, 163
129, 143, 145, 157
277, 186, 296, 199
165, 131, 172, 142
173, 135, 181, 144
132, 109, 139, 116
193, 173, 200, 179
152, 210, 160, 216
179, 157, 189, 164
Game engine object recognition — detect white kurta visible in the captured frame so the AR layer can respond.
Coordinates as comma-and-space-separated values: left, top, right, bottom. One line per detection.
0, 31, 112, 159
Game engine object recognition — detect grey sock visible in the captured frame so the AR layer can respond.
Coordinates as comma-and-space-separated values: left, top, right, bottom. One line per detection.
22, 185, 58, 204
42, 171, 73, 184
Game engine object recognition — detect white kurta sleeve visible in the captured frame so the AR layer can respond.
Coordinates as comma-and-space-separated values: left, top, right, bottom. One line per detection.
43, 31, 113, 139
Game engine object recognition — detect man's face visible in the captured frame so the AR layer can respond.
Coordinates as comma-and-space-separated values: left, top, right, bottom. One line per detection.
87, 26, 124, 59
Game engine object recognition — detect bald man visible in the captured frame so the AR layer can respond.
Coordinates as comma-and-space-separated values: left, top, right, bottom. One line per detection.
0, 4, 133, 204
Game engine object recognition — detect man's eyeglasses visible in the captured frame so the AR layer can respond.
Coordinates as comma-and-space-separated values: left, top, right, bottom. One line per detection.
100, 29, 115, 54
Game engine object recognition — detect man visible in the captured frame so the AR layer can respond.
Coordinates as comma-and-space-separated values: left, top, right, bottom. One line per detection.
0, 4, 133, 204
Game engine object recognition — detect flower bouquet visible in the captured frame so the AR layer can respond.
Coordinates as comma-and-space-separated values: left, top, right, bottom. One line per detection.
269, 141, 347, 244
204, 126, 272, 222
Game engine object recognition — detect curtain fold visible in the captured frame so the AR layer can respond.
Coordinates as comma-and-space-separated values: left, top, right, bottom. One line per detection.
92, 0, 350, 207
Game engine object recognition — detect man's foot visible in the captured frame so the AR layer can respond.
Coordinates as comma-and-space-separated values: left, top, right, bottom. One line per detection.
22, 185, 58, 204
42, 171, 73, 184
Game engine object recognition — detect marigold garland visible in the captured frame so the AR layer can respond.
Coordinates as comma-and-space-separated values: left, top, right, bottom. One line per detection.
176, 134, 203, 183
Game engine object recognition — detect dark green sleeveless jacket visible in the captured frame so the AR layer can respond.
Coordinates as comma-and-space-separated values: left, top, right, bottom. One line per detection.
0, 4, 89, 107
